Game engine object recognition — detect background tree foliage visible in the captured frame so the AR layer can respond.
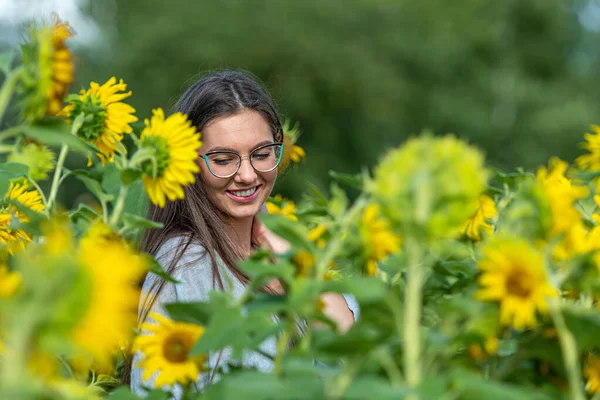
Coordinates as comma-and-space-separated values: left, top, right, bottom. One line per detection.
11, 0, 600, 202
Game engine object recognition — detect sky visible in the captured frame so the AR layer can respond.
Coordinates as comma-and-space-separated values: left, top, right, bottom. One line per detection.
0, 0, 105, 47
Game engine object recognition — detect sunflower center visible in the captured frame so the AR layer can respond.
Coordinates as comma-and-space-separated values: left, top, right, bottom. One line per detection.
506, 269, 533, 298
139, 136, 171, 178
69, 95, 107, 141
163, 332, 192, 363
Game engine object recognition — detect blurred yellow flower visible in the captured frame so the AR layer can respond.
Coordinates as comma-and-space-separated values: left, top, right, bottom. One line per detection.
41, 216, 74, 256
308, 224, 327, 248
48, 378, 103, 400
463, 195, 497, 241
20, 17, 74, 119
585, 355, 600, 393
0, 181, 45, 254
7, 140, 55, 181
134, 312, 207, 388
468, 336, 499, 362
476, 237, 557, 330
0, 265, 21, 298
576, 125, 600, 175
266, 195, 298, 221
73, 223, 145, 367
139, 108, 202, 207
292, 249, 314, 277
360, 203, 401, 276
63, 77, 138, 165
278, 120, 305, 172
536, 157, 588, 237
371, 134, 488, 240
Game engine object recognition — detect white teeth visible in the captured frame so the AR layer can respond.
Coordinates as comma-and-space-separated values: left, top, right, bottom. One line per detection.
231, 187, 257, 197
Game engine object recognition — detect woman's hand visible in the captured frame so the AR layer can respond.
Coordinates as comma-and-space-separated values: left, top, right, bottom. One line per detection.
251, 216, 291, 255
320, 293, 355, 334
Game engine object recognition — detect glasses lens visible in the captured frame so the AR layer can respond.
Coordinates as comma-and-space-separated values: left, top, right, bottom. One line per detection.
251, 144, 283, 172
206, 152, 240, 177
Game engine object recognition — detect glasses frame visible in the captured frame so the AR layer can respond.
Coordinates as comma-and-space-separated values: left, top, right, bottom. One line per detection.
200, 142, 285, 178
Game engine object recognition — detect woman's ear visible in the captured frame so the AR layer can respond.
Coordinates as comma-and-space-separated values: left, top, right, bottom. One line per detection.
275, 131, 283, 142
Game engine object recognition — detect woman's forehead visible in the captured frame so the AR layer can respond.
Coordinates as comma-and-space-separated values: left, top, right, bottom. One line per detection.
201, 109, 273, 151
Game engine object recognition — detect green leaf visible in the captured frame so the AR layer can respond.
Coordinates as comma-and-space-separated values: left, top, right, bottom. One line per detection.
258, 213, 311, 249
345, 377, 411, 399
563, 305, 600, 350
72, 170, 114, 203
70, 112, 85, 136
323, 276, 386, 303
122, 213, 163, 229
238, 258, 295, 283
202, 371, 324, 400
166, 301, 214, 325
109, 387, 167, 400
69, 202, 102, 224
144, 254, 179, 283
448, 369, 555, 400
10, 199, 47, 232
120, 168, 142, 185
0, 163, 30, 194
313, 326, 385, 356
108, 387, 141, 400
329, 170, 363, 190
0, 50, 15, 75
23, 119, 90, 154
328, 183, 348, 218
0, 162, 29, 176
101, 163, 121, 197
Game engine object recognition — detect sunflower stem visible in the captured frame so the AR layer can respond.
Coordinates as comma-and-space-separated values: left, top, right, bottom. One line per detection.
314, 195, 367, 282
274, 319, 293, 375
0, 68, 22, 126
549, 300, 586, 400
404, 237, 424, 397
46, 144, 69, 211
27, 175, 48, 211
109, 185, 129, 227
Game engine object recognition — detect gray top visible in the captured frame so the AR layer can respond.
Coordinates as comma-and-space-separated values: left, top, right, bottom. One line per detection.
130, 237, 360, 397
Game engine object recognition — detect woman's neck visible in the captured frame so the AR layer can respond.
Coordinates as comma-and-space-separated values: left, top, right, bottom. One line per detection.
223, 216, 254, 258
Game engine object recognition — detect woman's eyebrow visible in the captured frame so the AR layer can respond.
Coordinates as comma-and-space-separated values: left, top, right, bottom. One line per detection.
207, 141, 275, 153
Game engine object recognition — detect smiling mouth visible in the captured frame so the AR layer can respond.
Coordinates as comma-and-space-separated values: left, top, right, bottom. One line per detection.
227, 186, 260, 198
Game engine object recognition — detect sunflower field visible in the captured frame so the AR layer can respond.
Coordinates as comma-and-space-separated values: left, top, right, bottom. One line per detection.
3, 16, 600, 400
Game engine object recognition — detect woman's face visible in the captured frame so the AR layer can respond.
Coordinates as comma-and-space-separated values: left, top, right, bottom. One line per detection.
199, 109, 278, 221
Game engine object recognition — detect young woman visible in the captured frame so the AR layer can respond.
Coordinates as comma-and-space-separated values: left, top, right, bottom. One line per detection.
130, 71, 359, 395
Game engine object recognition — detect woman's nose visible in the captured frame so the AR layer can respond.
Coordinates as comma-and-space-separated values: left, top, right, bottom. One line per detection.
234, 158, 257, 183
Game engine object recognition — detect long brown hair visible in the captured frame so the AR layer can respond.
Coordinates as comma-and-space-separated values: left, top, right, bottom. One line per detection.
124, 71, 283, 384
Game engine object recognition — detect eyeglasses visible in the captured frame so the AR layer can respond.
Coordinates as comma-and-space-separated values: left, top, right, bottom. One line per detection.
200, 143, 284, 178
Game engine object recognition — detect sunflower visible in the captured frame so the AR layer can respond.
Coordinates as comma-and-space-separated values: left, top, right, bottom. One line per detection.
463, 194, 497, 241
536, 157, 588, 237
585, 355, 600, 393
20, 17, 74, 120
72, 222, 145, 367
7, 140, 56, 181
371, 134, 488, 241
0, 181, 45, 254
134, 312, 207, 388
476, 237, 557, 330
266, 194, 298, 221
138, 108, 202, 207
63, 77, 138, 165
278, 120, 305, 172
576, 125, 600, 175
0, 265, 21, 298
360, 203, 401, 276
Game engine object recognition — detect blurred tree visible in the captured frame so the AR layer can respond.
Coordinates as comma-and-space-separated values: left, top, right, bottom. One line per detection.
64, 0, 600, 199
